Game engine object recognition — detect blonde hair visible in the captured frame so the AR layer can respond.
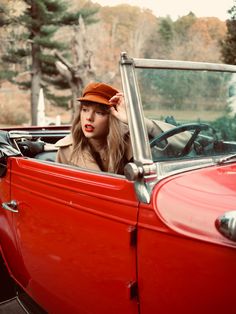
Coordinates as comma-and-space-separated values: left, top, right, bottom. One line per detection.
71, 103, 129, 174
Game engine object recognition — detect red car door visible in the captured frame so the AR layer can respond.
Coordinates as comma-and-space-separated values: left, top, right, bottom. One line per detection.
5, 157, 139, 314
0, 164, 23, 281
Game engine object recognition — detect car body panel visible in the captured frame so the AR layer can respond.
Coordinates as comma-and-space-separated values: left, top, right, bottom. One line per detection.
138, 164, 236, 313
155, 163, 236, 245
2, 157, 139, 313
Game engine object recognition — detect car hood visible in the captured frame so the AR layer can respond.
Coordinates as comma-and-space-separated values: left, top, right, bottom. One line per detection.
153, 163, 236, 247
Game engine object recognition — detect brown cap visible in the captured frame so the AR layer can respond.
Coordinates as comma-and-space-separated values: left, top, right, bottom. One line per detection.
78, 82, 119, 106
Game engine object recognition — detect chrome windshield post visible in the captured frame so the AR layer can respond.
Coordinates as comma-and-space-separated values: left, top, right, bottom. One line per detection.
120, 52, 157, 203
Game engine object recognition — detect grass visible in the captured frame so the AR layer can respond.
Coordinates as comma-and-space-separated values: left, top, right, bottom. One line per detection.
144, 109, 224, 123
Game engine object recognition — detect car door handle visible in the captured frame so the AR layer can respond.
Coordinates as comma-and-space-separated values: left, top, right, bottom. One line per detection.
215, 210, 236, 242
2, 200, 19, 213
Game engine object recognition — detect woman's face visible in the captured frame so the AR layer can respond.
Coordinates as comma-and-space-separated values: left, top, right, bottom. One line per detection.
80, 103, 110, 140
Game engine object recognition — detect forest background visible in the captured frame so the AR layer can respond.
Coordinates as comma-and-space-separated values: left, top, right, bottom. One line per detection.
0, 0, 230, 125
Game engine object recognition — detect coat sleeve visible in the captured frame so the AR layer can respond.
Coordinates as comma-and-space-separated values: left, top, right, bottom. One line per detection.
145, 118, 191, 150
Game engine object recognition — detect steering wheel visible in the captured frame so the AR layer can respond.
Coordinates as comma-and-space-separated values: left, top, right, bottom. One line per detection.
149, 123, 217, 157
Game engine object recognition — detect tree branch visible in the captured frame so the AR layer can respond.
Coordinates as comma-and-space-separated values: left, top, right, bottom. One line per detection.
54, 51, 74, 73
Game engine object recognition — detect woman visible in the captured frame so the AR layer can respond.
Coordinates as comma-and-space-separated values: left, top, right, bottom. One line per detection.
56, 82, 131, 174
56, 82, 189, 174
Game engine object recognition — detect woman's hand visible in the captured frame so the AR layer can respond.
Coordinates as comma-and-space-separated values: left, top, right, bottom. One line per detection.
109, 92, 128, 124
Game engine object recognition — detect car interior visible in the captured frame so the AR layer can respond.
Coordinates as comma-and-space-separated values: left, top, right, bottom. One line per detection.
0, 129, 70, 162
1, 122, 236, 162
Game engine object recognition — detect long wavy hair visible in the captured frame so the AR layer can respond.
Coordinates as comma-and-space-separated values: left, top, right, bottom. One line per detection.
71, 102, 129, 174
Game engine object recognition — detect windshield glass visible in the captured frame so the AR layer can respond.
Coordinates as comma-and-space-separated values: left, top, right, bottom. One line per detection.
135, 67, 236, 162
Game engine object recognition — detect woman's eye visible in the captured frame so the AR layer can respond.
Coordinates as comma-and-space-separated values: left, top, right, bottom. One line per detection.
96, 111, 105, 115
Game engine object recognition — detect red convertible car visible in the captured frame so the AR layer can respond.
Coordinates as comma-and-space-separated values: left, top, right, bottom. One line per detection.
0, 52, 236, 313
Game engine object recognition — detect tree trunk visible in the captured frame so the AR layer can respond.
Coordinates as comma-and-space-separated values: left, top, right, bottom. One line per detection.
55, 15, 94, 121
31, 42, 41, 125
30, 1, 41, 126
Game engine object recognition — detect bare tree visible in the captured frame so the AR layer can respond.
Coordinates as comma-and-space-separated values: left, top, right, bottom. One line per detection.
55, 15, 95, 120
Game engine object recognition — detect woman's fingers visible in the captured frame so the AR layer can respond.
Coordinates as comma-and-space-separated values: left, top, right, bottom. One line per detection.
109, 92, 124, 106
109, 93, 128, 124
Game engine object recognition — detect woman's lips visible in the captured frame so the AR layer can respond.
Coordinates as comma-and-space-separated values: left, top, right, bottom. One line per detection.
84, 124, 94, 132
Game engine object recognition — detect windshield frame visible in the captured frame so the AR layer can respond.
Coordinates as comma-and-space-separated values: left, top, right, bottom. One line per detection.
119, 52, 236, 203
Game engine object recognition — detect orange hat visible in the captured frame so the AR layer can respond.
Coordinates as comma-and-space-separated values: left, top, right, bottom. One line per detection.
78, 82, 119, 106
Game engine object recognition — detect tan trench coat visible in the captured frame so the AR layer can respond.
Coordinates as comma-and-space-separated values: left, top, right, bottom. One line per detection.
55, 119, 190, 173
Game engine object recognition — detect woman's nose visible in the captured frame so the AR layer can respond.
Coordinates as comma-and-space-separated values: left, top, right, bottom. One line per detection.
86, 111, 94, 121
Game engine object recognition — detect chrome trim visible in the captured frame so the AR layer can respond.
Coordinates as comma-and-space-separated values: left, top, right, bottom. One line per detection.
216, 211, 236, 242
132, 58, 236, 72
8, 131, 32, 140
120, 52, 157, 203
120, 52, 153, 165
156, 158, 215, 180
8, 130, 70, 139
